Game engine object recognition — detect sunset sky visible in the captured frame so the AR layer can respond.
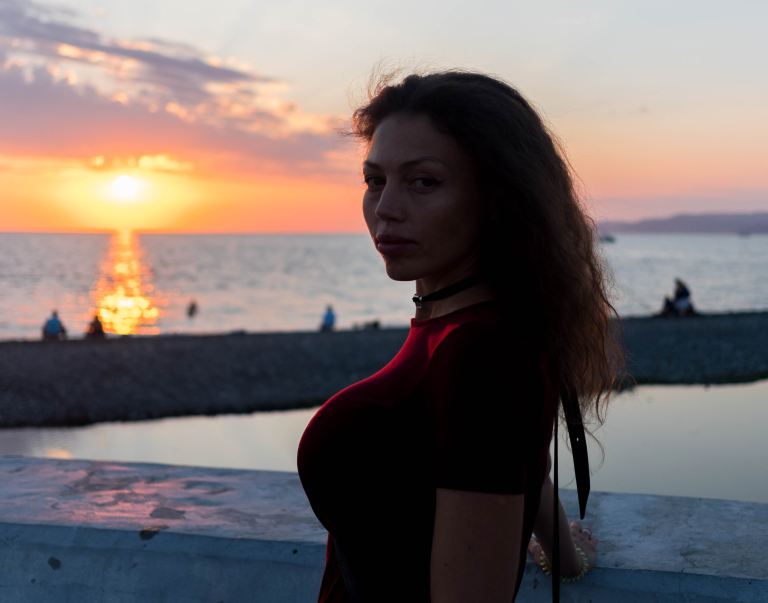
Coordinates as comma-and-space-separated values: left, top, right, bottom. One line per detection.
1, 0, 766, 232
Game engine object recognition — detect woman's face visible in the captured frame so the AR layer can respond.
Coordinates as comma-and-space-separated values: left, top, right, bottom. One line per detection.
362, 113, 485, 288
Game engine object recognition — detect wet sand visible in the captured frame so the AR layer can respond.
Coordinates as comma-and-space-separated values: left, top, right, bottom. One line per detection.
1, 310, 766, 428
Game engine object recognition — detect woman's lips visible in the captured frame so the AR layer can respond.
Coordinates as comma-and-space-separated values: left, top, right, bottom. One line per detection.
375, 236, 418, 256
376, 241, 418, 256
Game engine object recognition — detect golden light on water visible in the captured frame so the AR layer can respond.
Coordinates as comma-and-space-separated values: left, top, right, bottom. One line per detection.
45, 448, 73, 460
92, 231, 160, 335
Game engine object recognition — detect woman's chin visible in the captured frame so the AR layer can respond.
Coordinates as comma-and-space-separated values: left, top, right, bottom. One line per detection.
383, 260, 421, 282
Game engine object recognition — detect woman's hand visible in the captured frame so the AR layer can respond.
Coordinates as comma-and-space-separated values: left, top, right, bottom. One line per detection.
527, 520, 597, 578
530, 464, 597, 578
567, 520, 597, 570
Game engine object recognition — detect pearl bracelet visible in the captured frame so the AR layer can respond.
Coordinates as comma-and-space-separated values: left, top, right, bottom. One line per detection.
536, 543, 590, 582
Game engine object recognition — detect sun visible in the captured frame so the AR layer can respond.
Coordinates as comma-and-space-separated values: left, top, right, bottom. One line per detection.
109, 174, 147, 203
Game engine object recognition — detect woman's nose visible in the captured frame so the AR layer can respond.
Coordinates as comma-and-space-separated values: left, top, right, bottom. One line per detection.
374, 183, 406, 221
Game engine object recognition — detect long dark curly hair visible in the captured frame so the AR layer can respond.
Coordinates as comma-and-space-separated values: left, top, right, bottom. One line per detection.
351, 69, 625, 431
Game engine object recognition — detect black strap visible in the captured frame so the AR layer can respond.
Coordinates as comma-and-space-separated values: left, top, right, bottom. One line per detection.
552, 414, 560, 601
412, 274, 485, 308
563, 386, 591, 519
551, 387, 591, 602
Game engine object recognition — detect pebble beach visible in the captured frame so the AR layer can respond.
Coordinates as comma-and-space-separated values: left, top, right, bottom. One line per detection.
1, 310, 767, 428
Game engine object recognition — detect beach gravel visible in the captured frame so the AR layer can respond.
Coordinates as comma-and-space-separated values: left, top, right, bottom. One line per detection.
1, 311, 767, 427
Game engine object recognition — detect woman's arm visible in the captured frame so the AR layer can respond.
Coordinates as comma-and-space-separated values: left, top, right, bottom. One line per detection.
431, 487, 525, 602
530, 452, 597, 576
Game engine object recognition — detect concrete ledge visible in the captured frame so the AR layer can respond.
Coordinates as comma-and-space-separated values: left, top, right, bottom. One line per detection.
1, 456, 766, 602
522, 490, 767, 602
0, 523, 325, 603
0, 455, 327, 603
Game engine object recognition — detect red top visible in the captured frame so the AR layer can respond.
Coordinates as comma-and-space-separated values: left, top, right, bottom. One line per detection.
297, 299, 556, 602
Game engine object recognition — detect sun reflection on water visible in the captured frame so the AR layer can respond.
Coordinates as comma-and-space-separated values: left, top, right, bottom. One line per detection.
45, 448, 73, 460
92, 231, 160, 335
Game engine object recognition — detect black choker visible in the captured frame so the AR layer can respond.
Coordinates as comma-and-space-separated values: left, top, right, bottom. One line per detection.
412, 274, 485, 309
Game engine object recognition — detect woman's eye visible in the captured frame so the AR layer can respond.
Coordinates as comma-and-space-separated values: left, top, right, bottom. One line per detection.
412, 177, 440, 191
363, 175, 384, 190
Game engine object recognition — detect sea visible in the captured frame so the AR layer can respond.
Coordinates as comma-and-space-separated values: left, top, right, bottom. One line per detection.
2, 231, 767, 503
1, 231, 767, 340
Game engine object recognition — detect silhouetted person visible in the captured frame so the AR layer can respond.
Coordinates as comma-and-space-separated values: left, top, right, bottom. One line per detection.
659, 296, 676, 317
659, 278, 697, 317
187, 299, 198, 319
85, 314, 106, 339
320, 305, 336, 332
42, 310, 67, 341
673, 278, 698, 316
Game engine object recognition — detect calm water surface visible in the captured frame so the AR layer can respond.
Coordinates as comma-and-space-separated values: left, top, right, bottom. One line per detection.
2, 381, 766, 504
1, 232, 767, 340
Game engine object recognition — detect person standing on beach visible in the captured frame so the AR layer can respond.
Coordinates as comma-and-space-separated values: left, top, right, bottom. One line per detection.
320, 305, 336, 332
187, 299, 198, 319
42, 310, 67, 341
297, 71, 624, 602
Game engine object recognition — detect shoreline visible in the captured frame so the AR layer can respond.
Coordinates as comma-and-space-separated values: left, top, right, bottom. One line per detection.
3, 307, 767, 345
1, 310, 767, 428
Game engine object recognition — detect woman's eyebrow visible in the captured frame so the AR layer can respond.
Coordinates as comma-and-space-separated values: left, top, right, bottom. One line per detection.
362, 156, 447, 170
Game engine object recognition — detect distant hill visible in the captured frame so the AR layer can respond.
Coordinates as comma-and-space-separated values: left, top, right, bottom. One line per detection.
598, 212, 768, 234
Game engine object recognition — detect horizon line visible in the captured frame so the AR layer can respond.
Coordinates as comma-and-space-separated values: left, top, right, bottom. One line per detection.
2, 209, 767, 236
0, 229, 371, 236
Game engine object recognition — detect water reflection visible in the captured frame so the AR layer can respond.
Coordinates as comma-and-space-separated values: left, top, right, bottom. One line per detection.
92, 231, 160, 335
0, 408, 314, 473
1, 381, 767, 503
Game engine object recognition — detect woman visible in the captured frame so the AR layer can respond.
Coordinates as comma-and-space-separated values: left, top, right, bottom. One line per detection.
297, 70, 623, 602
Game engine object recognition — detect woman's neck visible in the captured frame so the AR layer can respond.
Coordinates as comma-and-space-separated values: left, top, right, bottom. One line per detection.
413, 282, 497, 321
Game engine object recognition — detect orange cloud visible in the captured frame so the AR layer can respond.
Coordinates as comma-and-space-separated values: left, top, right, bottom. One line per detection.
0, 1, 364, 232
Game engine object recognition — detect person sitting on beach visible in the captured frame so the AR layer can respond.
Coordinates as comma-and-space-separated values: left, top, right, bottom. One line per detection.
320, 304, 336, 332
85, 314, 106, 339
660, 278, 697, 317
659, 296, 677, 317
42, 310, 67, 341
297, 70, 624, 602
673, 278, 696, 316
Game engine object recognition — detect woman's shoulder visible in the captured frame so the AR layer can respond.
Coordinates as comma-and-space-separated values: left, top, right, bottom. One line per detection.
422, 306, 550, 426
427, 318, 540, 382
433, 303, 535, 355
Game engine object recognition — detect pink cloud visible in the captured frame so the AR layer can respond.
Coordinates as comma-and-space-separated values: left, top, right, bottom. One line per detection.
0, 0, 356, 177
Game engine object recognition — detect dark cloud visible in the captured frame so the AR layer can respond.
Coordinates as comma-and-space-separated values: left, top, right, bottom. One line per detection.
0, 0, 100, 47
0, 62, 350, 174
139, 37, 204, 57
0, 0, 272, 105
